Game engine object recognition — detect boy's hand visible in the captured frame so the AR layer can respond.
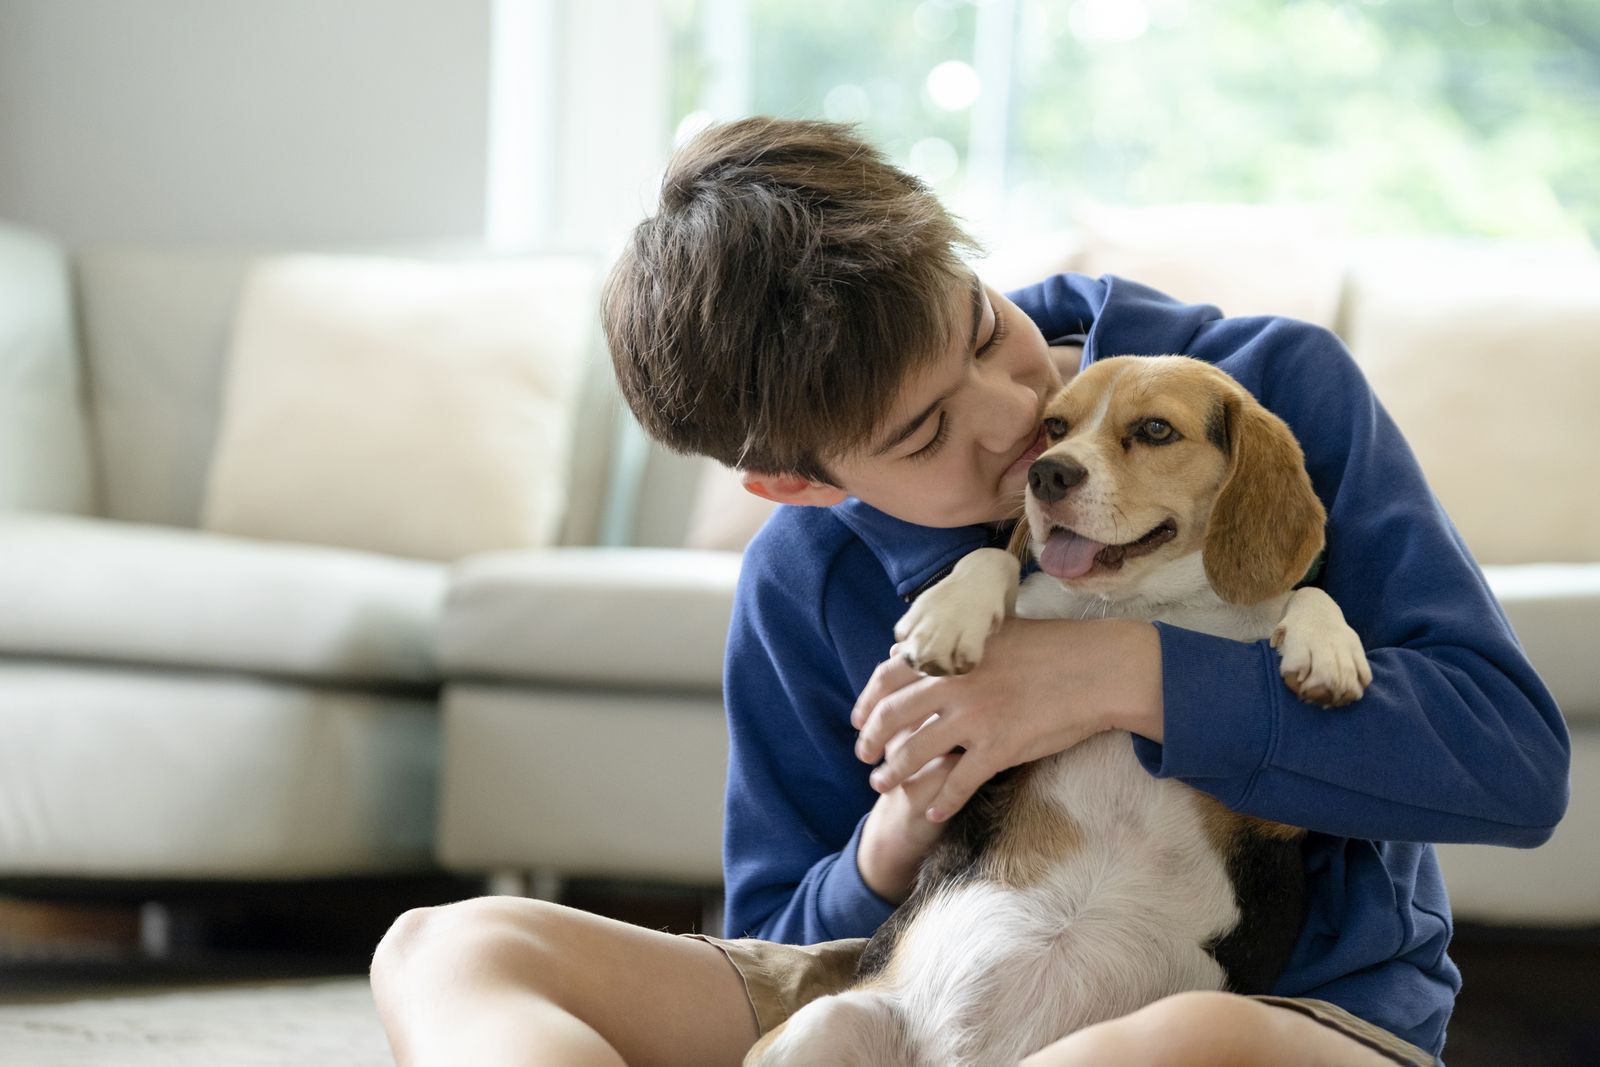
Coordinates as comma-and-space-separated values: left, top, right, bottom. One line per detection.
856, 753, 959, 903
852, 617, 1164, 823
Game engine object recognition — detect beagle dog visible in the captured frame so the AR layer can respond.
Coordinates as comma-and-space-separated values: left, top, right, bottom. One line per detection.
746, 356, 1371, 1067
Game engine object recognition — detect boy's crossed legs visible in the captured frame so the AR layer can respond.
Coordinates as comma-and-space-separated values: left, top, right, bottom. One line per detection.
371, 896, 759, 1067
370, 896, 1430, 1066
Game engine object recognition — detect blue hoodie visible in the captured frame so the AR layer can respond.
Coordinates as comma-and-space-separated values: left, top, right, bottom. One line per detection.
720, 273, 1570, 1058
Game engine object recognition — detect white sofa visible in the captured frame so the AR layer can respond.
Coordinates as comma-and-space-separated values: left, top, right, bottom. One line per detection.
2, 216, 1596, 933
0, 227, 447, 882
0, 221, 737, 902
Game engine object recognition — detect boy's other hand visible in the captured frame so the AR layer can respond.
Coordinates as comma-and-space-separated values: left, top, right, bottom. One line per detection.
852, 618, 1164, 823
857, 753, 959, 903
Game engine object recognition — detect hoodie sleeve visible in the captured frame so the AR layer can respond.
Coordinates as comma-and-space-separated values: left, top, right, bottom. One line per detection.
1132, 317, 1571, 847
720, 520, 900, 943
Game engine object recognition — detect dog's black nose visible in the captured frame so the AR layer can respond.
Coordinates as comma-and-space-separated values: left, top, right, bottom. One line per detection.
1028, 456, 1087, 504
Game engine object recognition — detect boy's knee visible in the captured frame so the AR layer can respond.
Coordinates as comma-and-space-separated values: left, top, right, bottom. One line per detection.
1116, 992, 1284, 1067
371, 896, 566, 992
1027, 992, 1279, 1067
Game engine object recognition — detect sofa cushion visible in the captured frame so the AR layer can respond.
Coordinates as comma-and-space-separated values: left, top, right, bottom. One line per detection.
1483, 564, 1600, 725
0, 223, 95, 516
1069, 202, 1346, 328
74, 246, 263, 527
438, 547, 741, 690
201, 254, 595, 562
0, 660, 437, 878
0, 513, 445, 685
437, 684, 727, 883
683, 460, 778, 553
1343, 240, 1600, 565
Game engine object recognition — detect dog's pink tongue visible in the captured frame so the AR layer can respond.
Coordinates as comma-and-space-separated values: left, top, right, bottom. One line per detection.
1039, 529, 1105, 579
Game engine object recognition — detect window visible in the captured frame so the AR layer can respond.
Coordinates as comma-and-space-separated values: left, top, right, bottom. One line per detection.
666, 0, 1600, 246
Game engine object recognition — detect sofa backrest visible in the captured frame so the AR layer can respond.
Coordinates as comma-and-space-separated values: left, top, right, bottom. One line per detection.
69, 244, 618, 548
1340, 238, 1600, 565
54, 228, 1600, 565
0, 221, 96, 516
74, 247, 260, 527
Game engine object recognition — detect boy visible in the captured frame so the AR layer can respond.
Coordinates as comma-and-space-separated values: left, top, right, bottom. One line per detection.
370, 118, 1569, 1066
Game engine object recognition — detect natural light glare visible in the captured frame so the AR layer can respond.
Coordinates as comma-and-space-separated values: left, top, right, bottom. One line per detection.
823, 83, 872, 123
925, 60, 981, 110
908, 136, 961, 183
1068, 0, 1150, 43
1147, 0, 1190, 32
674, 109, 715, 145
913, 2, 959, 40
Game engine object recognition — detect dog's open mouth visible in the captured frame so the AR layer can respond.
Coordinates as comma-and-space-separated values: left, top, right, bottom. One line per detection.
1038, 520, 1178, 580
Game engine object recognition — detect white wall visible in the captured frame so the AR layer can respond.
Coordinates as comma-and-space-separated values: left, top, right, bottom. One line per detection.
0, 0, 491, 246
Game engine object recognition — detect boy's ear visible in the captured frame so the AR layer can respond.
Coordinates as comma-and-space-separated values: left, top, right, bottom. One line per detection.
740, 471, 847, 508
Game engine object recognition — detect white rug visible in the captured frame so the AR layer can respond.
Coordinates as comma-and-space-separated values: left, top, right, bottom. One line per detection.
0, 977, 393, 1066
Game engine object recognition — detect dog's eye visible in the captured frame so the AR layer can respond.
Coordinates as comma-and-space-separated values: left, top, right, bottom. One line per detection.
1043, 417, 1069, 440
1139, 418, 1177, 443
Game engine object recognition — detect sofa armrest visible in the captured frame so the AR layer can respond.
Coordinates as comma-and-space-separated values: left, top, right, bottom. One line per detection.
1484, 563, 1600, 725
0, 223, 95, 515
438, 547, 741, 691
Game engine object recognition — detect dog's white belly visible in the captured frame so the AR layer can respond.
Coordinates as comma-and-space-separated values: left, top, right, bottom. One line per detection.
887, 733, 1239, 1066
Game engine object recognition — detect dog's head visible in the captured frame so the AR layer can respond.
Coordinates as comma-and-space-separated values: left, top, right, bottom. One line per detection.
1011, 355, 1325, 605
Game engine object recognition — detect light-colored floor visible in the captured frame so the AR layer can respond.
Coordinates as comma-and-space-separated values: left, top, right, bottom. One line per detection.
0, 976, 392, 1066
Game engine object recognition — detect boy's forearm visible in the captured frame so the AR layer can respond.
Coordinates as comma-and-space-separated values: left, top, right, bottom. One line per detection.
856, 753, 960, 903
856, 816, 921, 903
1097, 618, 1165, 744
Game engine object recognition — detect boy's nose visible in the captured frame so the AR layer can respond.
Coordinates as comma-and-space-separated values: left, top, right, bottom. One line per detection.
976, 374, 1041, 452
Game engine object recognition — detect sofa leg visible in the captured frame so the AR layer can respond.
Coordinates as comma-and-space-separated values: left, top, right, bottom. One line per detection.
139, 901, 173, 959
484, 870, 530, 898
701, 888, 724, 937
529, 868, 564, 903
483, 868, 565, 903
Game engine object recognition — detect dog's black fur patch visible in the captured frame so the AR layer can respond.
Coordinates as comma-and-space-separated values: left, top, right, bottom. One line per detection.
1206, 830, 1309, 994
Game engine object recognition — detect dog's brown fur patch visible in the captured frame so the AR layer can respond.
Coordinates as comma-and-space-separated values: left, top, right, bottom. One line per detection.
981, 763, 1084, 888
1200, 381, 1326, 605
1192, 791, 1304, 854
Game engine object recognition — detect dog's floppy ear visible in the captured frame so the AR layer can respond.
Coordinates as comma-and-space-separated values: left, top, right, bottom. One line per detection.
1203, 386, 1326, 605
1007, 512, 1034, 565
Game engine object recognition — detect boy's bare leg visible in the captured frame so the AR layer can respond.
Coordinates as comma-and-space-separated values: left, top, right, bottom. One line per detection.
1020, 992, 1408, 1067
370, 896, 759, 1067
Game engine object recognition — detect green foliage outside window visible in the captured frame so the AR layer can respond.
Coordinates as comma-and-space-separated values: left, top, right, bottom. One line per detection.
668, 0, 1600, 246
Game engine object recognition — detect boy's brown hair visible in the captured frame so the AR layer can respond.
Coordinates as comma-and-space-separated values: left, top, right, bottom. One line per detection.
602, 117, 979, 483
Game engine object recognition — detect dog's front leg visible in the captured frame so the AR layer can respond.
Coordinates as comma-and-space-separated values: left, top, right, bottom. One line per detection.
1270, 586, 1373, 707
894, 547, 1021, 676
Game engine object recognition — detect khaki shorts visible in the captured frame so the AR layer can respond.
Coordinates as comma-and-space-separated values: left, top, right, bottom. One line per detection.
687, 934, 1436, 1066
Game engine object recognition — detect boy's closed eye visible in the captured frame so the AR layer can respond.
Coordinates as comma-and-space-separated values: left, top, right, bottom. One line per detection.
904, 303, 1009, 464
979, 303, 1008, 357
908, 412, 949, 463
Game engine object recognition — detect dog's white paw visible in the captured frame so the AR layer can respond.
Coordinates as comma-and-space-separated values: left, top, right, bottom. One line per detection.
892, 548, 1019, 677
895, 589, 999, 676
1273, 606, 1372, 708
